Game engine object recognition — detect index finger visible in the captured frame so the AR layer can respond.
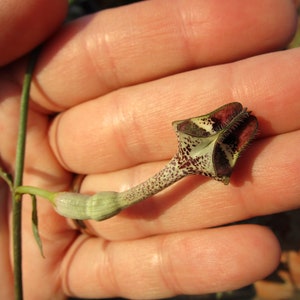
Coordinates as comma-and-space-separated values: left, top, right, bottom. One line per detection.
26, 0, 296, 111
49, 48, 300, 174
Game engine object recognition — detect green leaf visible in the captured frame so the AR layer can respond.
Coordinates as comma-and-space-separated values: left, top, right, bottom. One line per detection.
31, 194, 45, 258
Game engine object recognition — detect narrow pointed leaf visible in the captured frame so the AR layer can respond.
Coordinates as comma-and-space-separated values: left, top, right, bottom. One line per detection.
31, 194, 45, 258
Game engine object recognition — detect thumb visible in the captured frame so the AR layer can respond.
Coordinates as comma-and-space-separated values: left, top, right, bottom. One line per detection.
0, 0, 68, 66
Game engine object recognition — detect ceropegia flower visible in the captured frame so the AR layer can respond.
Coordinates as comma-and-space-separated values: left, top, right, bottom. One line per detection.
16, 102, 258, 221
173, 102, 258, 184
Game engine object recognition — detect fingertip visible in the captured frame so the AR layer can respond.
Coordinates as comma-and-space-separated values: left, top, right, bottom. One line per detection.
244, 224, 281, 278
271, 0, 299, 47
160, 225, 282, 295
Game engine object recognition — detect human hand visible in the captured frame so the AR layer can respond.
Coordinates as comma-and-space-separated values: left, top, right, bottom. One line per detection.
1, 0, 299, 299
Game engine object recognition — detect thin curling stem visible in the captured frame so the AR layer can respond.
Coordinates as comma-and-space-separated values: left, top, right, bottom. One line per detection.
15, 186, 56, 204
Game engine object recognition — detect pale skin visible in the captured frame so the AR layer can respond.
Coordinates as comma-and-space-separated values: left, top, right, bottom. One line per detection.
0, 0, 300, 299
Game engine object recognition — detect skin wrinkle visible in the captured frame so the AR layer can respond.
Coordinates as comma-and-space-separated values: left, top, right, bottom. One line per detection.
61, 234, 87, 296
160, 235, 186, 296
110, 94, 141, 168
160, 232, 214, 295
145, 250, 164, 297
112, 86, 167, 168
64, 236, 99, 297
120, 1, 194, 78
84, 15, 122, 93
156, 236, 178, 296
50, 112, 73, 172
237, 182, 260, 221
121, 235, 180, 299
100, 31, 122, 90
157, 1, 197, 71
96, 5, 153, 85
107, 241, 137, 299
179, 1, 220, 65
95, 240, 121, 298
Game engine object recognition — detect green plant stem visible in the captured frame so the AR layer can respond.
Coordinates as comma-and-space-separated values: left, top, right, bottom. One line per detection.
15, 186, 56, 204
12, 47, 40, 300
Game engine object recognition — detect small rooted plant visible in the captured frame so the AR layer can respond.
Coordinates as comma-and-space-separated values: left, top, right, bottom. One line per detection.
16, 102, 258, 221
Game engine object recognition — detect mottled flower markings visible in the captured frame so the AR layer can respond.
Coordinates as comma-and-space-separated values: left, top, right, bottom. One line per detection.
16, 102, 258, 221
173, 102, 258, 184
